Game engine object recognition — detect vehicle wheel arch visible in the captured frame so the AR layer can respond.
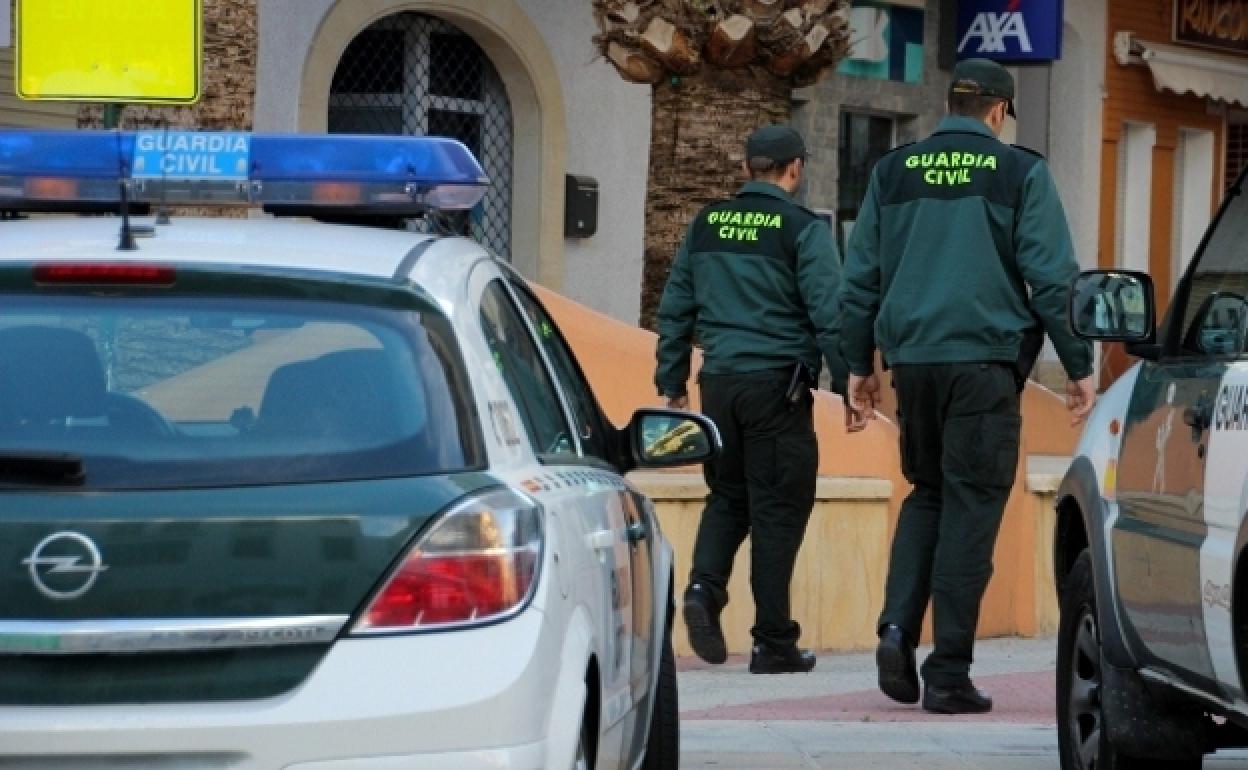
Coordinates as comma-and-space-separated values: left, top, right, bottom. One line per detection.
547, 606, 595, 770
1057, 459, 1137, 668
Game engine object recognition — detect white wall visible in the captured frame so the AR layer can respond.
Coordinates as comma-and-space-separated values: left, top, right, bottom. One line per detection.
516, 0, 649, 326
1047, 3, 1107, 273
253, 0, 650, 326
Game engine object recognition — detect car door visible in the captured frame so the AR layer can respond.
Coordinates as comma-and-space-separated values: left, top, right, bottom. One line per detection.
476, 276, 634, 768
1113, 184, 1248, 690
504, 279, 659, 763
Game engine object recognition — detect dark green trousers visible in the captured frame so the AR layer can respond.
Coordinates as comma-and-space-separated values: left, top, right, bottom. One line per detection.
691, 369, 818, 651
879, 363, 1021, 687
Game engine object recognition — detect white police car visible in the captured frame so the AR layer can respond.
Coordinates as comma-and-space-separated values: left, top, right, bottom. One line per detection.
1056, 176, 1248, 768
0, 129, 716, 770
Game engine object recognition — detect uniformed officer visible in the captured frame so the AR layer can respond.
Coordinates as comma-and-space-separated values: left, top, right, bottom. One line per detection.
842, 59, 1097, 713
654, 124, 857, 674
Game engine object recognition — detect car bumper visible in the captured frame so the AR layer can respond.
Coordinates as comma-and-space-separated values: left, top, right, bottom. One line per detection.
0, 608, 561, 769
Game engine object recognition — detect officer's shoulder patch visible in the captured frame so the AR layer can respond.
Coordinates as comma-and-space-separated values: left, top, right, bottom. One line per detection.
1011, 144, 1046, 160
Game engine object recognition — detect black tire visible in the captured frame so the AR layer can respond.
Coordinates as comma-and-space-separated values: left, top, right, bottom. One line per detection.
641, 620, 679, 770
1057, 550, 1203, 770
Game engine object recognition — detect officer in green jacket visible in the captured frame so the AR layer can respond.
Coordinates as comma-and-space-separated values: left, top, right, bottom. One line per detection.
842, 59, 1097, 713
655, 124, 856, 675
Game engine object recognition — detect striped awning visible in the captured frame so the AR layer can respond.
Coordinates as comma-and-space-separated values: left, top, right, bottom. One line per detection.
1114, 31, 1248, 108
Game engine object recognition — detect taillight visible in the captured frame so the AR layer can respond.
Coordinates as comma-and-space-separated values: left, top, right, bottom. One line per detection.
352, 488, 543, 633
33, 263, 176, 286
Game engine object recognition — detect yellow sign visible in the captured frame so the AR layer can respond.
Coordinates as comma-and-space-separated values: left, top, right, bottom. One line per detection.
16, 0, 201, 104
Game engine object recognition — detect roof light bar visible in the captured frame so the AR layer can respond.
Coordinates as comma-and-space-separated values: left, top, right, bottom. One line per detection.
0, 129, 489, 215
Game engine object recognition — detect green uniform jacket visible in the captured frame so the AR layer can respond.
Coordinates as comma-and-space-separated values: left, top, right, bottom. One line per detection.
654, 181, 849, 397
842, 116, 1093, 380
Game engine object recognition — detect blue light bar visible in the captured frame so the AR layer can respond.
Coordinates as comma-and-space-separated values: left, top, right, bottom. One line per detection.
0, 129, 490, 214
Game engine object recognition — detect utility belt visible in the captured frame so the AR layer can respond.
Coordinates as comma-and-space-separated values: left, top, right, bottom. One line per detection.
699, 361, 816, 409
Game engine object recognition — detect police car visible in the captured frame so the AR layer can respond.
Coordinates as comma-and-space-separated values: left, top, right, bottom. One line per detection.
0, 129, 716, 770
1057, 175, 1248, 768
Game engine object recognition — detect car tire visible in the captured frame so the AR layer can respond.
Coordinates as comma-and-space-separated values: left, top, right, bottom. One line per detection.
641, 620, 679, 770
1057, 550, 1202, 770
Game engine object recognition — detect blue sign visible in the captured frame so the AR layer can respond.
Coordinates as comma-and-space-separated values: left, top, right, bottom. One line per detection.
131, 131, 251, 180
955, 0, 1063, 63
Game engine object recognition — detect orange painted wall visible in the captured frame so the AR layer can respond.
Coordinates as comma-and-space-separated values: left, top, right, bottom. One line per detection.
539, 286, 1079, 643
1099, 0, 1227, 382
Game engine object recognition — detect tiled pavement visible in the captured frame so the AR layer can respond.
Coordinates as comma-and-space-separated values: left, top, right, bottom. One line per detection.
677, 635, 1248, 768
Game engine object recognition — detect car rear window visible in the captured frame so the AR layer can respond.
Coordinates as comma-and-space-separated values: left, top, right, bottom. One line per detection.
0, 294, 479, 489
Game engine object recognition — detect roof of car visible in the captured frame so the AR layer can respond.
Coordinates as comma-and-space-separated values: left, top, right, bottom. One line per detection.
0, 216, 451, 280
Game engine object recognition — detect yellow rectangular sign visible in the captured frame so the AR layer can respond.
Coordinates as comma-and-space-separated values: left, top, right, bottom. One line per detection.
16, 0, 201, 104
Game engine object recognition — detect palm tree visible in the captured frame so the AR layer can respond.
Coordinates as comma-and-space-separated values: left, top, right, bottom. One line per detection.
593, 0, 850, 330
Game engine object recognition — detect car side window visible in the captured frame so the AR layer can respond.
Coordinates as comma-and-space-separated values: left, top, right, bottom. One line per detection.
1178, 191, 1248, 357
479, 280, 575, 457
507, 280, 613, 462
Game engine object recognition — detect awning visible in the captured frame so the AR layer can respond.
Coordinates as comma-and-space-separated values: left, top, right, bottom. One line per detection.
1113, 31, 1248, 108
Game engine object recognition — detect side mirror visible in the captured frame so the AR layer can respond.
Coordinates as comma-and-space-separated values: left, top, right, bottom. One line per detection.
627, 408, 720, 469
1069, 269, 1156, 343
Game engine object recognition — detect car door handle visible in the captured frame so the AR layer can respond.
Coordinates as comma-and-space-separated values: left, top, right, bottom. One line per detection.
1183, 399, 1212, 441
587, 529, 616, 551
626, 521, 648, 543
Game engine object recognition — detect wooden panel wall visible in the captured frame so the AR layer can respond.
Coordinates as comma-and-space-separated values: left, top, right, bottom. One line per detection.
1098, 0, 1228, 383
1099, 0, 1225, 301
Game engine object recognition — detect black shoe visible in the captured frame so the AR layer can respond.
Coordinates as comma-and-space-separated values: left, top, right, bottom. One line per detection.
876, 624, 919, 704
749, 644, 816, 674
922, 682, 993, 714
682, 584, 727, 664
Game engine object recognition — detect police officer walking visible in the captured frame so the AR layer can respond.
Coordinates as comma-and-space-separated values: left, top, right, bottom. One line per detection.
655, 125, 857, 674
841, 59, 1097, 713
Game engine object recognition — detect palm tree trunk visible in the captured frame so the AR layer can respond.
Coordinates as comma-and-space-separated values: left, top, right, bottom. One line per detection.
641, 66, 791, 331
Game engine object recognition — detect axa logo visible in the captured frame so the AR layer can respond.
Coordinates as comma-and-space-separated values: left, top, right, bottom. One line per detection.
958, 0, 1033, 55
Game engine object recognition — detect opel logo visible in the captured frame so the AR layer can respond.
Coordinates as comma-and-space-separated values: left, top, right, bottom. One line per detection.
21, 531, 109, 600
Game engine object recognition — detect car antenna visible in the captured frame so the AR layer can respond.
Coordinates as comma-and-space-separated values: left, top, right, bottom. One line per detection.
154, 120, 171, 226
114, 123, 138, 251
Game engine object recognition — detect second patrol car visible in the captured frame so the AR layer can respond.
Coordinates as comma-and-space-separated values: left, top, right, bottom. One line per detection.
1057, 172, 1248, 767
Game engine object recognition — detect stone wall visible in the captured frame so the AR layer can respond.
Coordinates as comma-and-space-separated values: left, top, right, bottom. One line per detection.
793, 3, 953, 215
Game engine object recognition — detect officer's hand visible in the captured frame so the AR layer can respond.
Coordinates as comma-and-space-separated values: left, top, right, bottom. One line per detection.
844, 404, 868, 433
848, 373, 880, 417
667, 395, 689, 410
1067, 377, 1097, 426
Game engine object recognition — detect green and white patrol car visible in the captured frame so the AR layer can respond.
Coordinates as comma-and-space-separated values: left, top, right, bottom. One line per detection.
0, 129, 713, 770
1058, 172, 1248, 768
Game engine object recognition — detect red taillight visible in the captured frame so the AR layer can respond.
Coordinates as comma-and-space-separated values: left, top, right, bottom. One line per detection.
353, 489, 543, 633
33, 264, 176, 286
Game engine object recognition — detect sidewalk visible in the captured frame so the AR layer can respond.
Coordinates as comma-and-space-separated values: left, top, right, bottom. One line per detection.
679, 634, 1058, 725
677, 635, 1248, 767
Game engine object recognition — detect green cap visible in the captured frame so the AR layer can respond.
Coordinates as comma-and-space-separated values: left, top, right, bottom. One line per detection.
950, 58, 1016, 117
745, 124, 807, 164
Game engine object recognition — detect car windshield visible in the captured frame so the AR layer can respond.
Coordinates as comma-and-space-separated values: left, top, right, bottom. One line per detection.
0, 294, 478, 489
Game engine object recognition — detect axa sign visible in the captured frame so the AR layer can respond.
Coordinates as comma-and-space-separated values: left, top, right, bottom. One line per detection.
956, 0, 1063, 63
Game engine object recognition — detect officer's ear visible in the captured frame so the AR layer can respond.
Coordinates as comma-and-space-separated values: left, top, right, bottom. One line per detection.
741, 160, 752, 180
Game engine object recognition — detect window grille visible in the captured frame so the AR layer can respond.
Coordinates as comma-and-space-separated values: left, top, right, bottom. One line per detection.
330, 13, 514, 258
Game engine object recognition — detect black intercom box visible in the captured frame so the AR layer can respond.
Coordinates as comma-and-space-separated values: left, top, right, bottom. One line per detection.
565, 174, 598, 238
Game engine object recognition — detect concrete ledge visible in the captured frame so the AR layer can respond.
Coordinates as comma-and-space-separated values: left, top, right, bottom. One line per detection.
1025, 454, 1070, 494
628, 471, 893, 502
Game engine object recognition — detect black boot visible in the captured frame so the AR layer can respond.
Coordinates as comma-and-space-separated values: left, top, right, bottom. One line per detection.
682, 583, 727, 664
922, 682, 993, 714
876, 624, 919, 704
749, 644, 816, 674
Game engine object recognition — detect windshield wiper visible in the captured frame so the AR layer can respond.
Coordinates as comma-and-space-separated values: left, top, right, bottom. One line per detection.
0, 452, 86, 485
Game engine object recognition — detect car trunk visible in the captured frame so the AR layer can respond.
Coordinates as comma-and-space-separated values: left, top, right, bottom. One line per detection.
0, 473, 493, 704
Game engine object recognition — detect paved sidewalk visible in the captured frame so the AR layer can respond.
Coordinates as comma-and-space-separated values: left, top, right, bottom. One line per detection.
677, 635, 1248, 768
